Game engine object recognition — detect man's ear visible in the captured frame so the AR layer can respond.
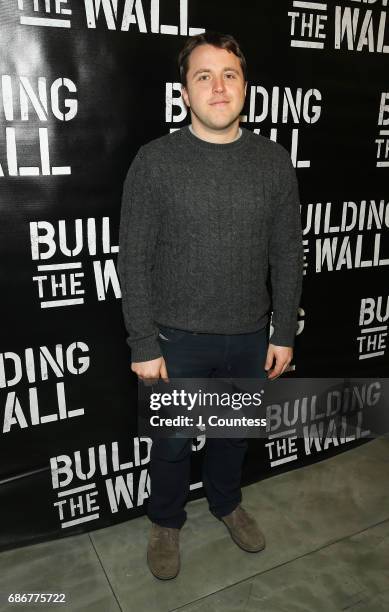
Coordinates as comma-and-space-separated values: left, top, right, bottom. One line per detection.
244, 81, 248, 97
181, 85, 190, 108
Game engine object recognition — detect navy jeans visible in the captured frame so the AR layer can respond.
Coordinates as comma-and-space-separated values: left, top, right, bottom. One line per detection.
146, 324, 268, 529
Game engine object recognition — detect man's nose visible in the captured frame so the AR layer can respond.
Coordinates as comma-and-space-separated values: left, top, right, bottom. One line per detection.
213, 76, 225, 93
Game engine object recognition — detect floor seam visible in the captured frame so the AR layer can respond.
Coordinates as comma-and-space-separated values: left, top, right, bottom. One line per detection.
88, 533, 123, 612
169, 515, 389, 612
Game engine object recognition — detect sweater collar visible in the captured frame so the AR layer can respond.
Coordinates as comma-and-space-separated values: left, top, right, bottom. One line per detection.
182, 124, 248, 152
189, 124, 242, 142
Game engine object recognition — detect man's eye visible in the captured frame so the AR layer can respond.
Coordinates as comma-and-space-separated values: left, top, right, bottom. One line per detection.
198, 75, 209, 80
225, 73, 236, 79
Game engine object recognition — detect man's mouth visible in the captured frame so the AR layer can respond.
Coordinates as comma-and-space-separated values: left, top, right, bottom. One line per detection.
210, 100, 229, 105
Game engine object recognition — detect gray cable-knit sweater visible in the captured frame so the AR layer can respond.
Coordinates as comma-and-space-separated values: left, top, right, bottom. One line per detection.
118, 125, 303, 362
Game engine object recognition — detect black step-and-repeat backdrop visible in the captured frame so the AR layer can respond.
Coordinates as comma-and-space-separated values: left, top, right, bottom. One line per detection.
1, 1, 388, 551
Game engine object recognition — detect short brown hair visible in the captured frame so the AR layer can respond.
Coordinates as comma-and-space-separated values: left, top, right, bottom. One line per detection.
178, 31, 248, 87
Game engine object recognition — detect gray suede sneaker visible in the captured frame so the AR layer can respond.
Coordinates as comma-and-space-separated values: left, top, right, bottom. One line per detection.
147, 523, 180, 580
221, 505, 266, 552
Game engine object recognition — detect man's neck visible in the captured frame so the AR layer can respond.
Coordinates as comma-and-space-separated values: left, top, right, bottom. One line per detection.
189, 123, 242, 143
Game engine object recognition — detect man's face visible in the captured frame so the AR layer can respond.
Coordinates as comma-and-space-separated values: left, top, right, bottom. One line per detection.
181, 44, 247, 132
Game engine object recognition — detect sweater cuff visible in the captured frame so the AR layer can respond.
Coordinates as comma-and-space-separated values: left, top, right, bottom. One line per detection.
270, 328, 297, 348
127, 335, 162, 363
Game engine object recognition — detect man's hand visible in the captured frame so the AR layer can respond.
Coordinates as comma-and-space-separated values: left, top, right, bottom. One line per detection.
131, 357, 169, 384
264, 344, 293, 380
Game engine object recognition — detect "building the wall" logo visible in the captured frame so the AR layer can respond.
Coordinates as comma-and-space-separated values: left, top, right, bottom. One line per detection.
288, 0, 389, 53
17, 0, 205, 35
30, 216, 120, 308
357, 295, 388, 359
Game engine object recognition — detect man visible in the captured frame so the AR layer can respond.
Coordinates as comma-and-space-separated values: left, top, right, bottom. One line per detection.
118, 31, 303, 580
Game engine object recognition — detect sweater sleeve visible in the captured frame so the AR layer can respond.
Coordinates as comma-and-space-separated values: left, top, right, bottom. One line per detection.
117, 147, 162, 362
268, 146, 304, 348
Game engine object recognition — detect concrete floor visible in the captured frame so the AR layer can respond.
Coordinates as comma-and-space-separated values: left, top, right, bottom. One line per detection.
0, 437, 388, 612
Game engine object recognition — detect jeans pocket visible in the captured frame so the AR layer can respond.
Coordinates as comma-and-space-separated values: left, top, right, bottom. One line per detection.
158, 326, 188, 343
